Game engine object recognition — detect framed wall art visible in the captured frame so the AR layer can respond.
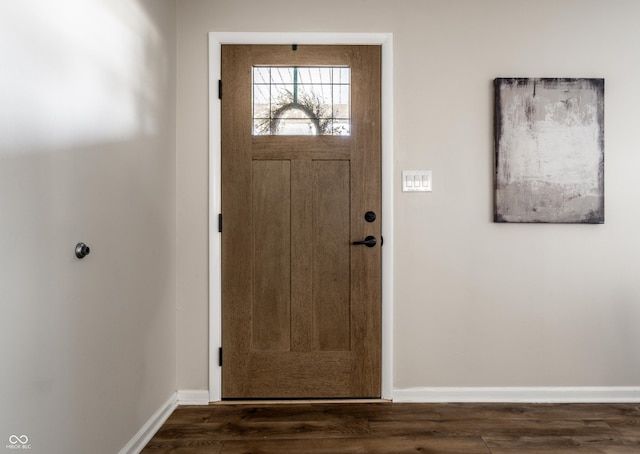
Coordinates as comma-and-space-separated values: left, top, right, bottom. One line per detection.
494, 78, 604, 223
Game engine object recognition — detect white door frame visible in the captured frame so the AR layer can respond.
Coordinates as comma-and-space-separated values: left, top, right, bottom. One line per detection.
208, 32, 394, 402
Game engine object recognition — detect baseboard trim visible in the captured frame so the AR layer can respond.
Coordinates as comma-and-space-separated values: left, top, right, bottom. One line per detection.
393, 387, 640, 403
119, 392, 178, 454
177, 389, 210, 405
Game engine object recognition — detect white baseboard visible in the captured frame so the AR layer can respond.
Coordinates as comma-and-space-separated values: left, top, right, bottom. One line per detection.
177, 389, 210, 405
393, 387, 640, 403
119, 392, 178, 454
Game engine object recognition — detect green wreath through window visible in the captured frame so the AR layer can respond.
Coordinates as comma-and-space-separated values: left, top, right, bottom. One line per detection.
255, 89, 345, 136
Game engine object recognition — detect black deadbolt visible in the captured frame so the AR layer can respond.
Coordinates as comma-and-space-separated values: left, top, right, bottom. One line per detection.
364, 211, 376, 223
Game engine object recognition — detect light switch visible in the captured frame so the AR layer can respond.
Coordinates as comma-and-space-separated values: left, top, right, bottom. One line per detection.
402, 170, 432, 192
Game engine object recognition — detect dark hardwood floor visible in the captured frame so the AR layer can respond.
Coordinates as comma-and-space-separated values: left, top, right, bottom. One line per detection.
142, 401, 640, 453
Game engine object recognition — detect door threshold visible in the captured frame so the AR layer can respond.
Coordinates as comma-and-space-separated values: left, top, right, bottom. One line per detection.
214, 398, 391, 405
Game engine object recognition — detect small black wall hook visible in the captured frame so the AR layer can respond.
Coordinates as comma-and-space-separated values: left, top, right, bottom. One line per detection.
292, 44, 297, 51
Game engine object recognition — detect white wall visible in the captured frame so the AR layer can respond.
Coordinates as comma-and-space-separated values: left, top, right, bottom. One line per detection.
176, 0, 640, 396
0, 1, 177, 452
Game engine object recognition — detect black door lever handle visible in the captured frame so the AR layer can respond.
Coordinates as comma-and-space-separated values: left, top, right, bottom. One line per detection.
352, 236, 377, 247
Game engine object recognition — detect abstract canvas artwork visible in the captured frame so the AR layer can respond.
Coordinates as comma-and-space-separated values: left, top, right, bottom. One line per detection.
494, 78, 604, 223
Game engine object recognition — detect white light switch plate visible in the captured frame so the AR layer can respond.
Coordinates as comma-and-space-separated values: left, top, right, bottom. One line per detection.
402, 170, 432, 192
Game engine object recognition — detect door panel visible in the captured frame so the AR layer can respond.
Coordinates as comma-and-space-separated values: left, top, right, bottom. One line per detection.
252, 160, 291, 351
221, 45, 381, 398
313, 160, 351, 351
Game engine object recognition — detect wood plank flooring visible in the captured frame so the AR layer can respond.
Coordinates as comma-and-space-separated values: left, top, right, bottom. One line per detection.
142, 402, 640, 453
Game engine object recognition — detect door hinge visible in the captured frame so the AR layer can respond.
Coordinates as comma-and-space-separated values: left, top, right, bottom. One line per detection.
218, 347, 223, 367
218, 213, 223, 233
218, 80, 222, 99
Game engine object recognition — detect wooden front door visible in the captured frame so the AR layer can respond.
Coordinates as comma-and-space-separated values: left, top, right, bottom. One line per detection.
221, 45, 381, 398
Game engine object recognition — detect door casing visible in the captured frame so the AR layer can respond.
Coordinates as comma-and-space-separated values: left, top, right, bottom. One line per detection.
208, 32, 394, 402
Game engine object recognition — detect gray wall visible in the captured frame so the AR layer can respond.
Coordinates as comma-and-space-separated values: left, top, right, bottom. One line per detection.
176, 0, 640, 391
0, 1, 177, 452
